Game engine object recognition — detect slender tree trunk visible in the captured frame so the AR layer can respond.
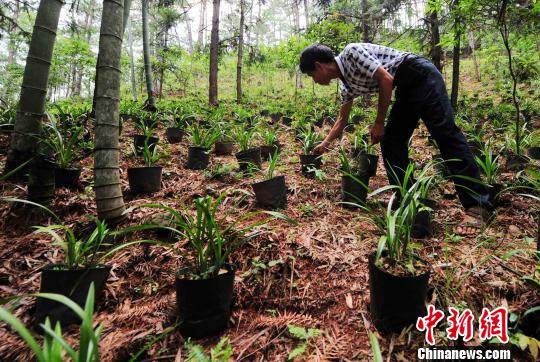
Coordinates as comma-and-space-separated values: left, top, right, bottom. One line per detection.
74, 6, 94, 97
450, 0, 461, 110
198, 0, 207, 46
6, 1, 20, 66
468, 31, 480, 81
128, 15, 138, 101
236, 0, 245, 104
94, 0, 126, 224
292, 0, 300, 32
361, 0, 369, 43
4, 0, 65, 177
142, 0, 157, 110
183, 1, 194, 55
303, 0, 309, 28
428, 8, 442, 72
209, 0, 221, 105
91, 0, 132, 114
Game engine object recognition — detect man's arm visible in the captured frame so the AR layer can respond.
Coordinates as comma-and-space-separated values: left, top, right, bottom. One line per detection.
370, 66, 394, 144
312, 101, 353, 155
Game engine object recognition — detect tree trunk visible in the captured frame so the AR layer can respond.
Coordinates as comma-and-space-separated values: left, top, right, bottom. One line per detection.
468, 31, 480, 81
6, 1, 20, 66
4, 0, 65, 178
198, 0, 207, 46
450, 0, 461, 110
183, 1, 194, 55
94, 0, 126, 224
142, 0, 157, 110
236, 0, 245, 104
209, 0, 221, 105
292, 0, 300, 32
91, 0, 132, 114
128, 15, 138, 101
428, 8, 442, 72
303, 0, 309, 28
361, 0, 369, 43
74, 5, 94, 97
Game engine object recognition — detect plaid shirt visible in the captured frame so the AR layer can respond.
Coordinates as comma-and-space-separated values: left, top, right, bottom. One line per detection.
335, 43, 409, 104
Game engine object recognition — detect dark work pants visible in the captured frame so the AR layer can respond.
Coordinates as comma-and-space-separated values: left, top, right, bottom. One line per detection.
381, 56, 493, 210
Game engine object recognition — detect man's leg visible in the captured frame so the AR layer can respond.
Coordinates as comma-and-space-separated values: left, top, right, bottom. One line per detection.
418, 62, 493, 213
381, 101, 420, 192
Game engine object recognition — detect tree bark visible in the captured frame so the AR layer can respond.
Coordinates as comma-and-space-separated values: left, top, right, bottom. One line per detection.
128, 15, 138, 101
6, 0, 20, 66
450, 0, 461, 110
236, 0, 245, 104
198, 0, 207, 46
4, 0, 65, 177
303, 0, 309, 28
428, 8, 442, 72
142, 0, 157, 110
292, 0, 300, 32
209, 0, 221, 105
361, 0, 369, 43
468, 31, 480, 81
94, 0, 126, 224
182, 0, 194, 54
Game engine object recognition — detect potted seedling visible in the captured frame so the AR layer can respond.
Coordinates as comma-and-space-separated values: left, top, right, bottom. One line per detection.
526, 131, 540, 160
252, 150, 287, 209
213, 122, 234, 156
351, 127, 379, 177
360, 188, 431, 334
166, 110, 192, 144
186, 123, 219, 170
140, 193, 295, 338
299, 126, 323, 178
339, 146, 370, 208
41, 115, 83, 189
259, 125, 281, 161
504, 124, 530, 171
133, 118, 159, 156
128, 140, 163, 194
475, 144, 503, 206
234, 124, 262, 172
32, 219, 148, 327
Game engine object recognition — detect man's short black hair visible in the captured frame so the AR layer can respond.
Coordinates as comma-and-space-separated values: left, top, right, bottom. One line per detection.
299, 44, 335, 74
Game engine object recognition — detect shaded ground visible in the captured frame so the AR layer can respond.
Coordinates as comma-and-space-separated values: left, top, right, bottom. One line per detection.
0, 116, 538, 361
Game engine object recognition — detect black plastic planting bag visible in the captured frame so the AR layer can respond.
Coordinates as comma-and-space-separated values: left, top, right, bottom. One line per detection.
186, 147, 210, 169
133, 135, 159, 155
299, 154, 322, 177
341, 174, 369, 208
127, 166, 162, 194
252, 175, 287, 209
35, 265, 111, 329
368, 252, 430, 334
235, 148, 262, 171
176, 263, 235, 339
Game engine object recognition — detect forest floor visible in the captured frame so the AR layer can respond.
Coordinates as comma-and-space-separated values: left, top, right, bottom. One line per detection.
0, 108, 538, 361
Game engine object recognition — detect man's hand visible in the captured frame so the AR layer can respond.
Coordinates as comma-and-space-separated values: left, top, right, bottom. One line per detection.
370, 123, 385, 144
312, 140, 330, 155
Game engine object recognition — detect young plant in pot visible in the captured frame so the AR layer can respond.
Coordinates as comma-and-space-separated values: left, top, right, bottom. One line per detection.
166, 112, 192, 144
133, 118, 159, 156
41, 116, 83, 189
351, 127, 379, 177
504, 124, 530, 171
299, 126, 323, 178
234, 124, 262, 172
259, 125, 281, 161
128, 140, 163, 194
475, 144, 503, 206
186, 122, 219, 170
526, 130, 540, 160
32, 219, 149, 328
361, 190, 431, 334
139, 193, 295, 338
338, 146, 370, 209
213, 121, 235, 156
252, 150, 287, 209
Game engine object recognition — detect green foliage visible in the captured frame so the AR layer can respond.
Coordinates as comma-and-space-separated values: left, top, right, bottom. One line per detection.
475, 144, 500, 185
41, 113, 83, 168
369, 332, 383, 362
185, 337, 233, 362
287, 324, 322, 360
266, 149, 280, 180
306, 15, 357, 53
234, 123, 259, 151
139, 192, 295, 279
188, 122, 219, 148
0, 284, 102, 362
299, 126, 323, 154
